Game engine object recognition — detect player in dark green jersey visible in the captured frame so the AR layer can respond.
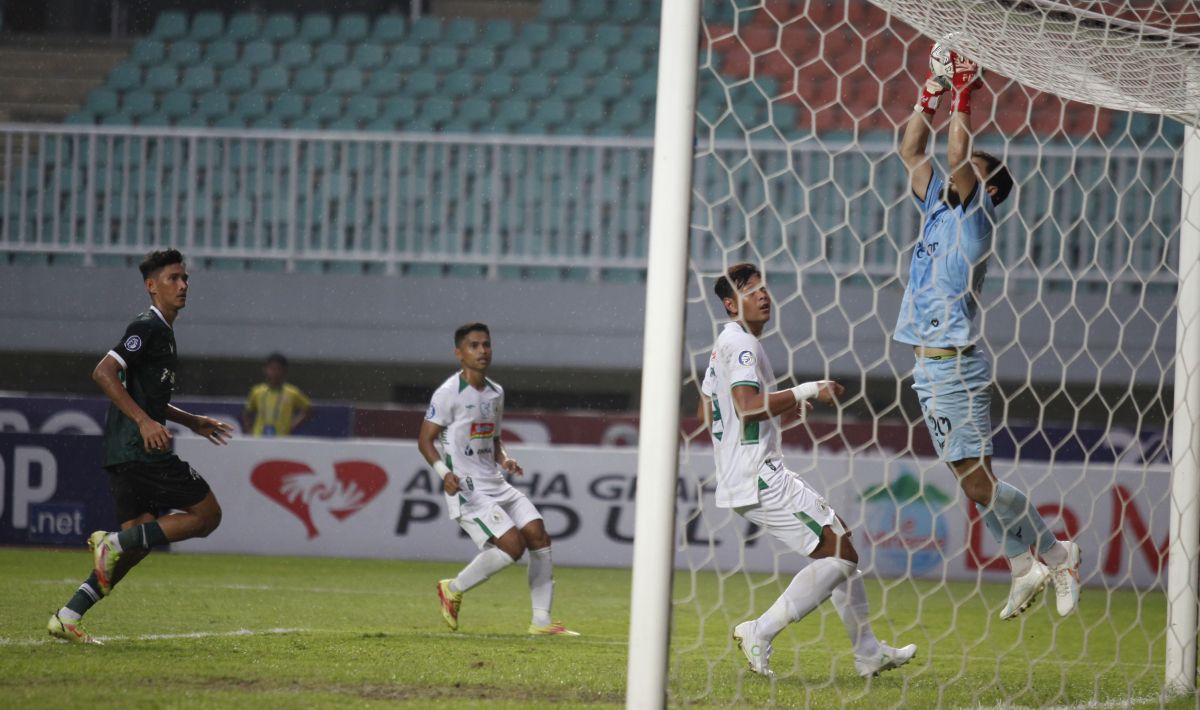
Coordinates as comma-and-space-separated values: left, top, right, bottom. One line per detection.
48, 249, 233, 644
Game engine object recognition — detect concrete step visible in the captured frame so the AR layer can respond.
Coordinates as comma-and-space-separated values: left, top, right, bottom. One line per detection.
0, 77, 99, 104
0, 101, 80, 123
0, 52, 124, 79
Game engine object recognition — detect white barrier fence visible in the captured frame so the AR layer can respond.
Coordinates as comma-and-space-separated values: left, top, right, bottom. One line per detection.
172, 437, 1169, 589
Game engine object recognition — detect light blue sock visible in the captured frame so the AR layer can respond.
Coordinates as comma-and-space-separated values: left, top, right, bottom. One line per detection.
989, 482, 1059, 556
975, 502, 1029, 558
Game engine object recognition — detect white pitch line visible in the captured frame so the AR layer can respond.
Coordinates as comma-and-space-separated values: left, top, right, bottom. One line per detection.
3, 627, 304, 646
962, 694, 1168, 710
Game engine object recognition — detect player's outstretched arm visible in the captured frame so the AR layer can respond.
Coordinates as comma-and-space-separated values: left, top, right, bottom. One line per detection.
901, 48, 946, 202
731, 380, 842, 423
947, 53, 982, 204
93, 353, 171, 452
418, 419, 460, 495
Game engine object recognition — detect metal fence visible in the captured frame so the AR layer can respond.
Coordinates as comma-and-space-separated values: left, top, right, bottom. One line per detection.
0, 124, 1182, 287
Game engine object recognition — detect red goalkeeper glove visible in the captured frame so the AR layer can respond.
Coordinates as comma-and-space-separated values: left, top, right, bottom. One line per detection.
915, 74, 947, 115
949, 52, 983, 114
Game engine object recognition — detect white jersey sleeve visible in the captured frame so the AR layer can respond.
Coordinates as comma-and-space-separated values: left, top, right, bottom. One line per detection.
425, 383, 455, 428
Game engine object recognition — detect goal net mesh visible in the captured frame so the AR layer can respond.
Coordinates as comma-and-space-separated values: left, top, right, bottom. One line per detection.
672, 0, 1192, 706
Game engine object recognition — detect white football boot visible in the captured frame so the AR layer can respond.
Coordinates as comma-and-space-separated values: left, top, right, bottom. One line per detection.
855, 641, 918, 678
732, 620, 775, 678
1000, 560, 1051, 620
1050, 541, 1082, 617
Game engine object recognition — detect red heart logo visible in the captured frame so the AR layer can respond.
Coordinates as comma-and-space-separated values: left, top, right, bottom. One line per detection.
250, 460, 388, 539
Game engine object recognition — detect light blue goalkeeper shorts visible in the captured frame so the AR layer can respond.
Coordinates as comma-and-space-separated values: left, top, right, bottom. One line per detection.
911, 346, 994, 462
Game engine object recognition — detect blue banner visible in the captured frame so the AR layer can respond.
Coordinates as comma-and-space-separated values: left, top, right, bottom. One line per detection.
0, 434, 115, 547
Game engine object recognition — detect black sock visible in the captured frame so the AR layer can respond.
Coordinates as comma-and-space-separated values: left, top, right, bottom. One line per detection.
115, 521, 169, 551
64, 573, 103, 615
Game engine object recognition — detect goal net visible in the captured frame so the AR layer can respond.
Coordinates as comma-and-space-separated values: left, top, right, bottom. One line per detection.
664, 0, 1198, 706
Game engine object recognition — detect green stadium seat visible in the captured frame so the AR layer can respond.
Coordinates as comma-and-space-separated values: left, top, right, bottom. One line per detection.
382, 96, 417, 122
197, 90, 230, 119
518, 21, 551, 48
557, 24, 588, 48
556, 75, 588, 100
444, 18, 478, 46
420, 97, 454, 125
499, 46, 534, 74
214, 114, 245, 129
612, 0, 645, 23
86, 88, 119, 115
592, 24, 625, 51
219, 65, 253, 92
540, 47, 570, 74
408, 17, 442, 44
458, 97, 491, 126
299, 13, 334, 43
405, 69, 437, 97
226, 13, 262, 42
352, 43, 385, 70
514, 117, 549, 135
541, 0, 571, 22
615, 49, 648, 77
190, 11, 223, 41
182, 65, 216, 92
233, 92, 267, 120
130, 40, 165, 66
160, 90, 192, 119
270, 94, 304, 121
346, 95, 379, 121
261, 14, 297, 42
478, 73, 513, 100
315, 42, 349, 68
309, 93, 342, 122
427, 45, 459, 72
372, 15, 406, 43
478, 19, 515, 47
328, 116, 362, 131
150, 11, 187, 41
336, 13, 370, 42
278, 41, 313, 68
610, 97, 644, 131
387, 45, 421, 72
628, 25, 658, 49
592, 72, 626, 100
206, 39, 239, 68
365, 70, 401, 96
629, 73, 657, 101
575, 47, 609, 76
495, 98, 531, 126
331, 67, 364, 94
255, 65, 289, 93
515, 73, 551, 99
144, 66, 177, 92
441, 70, 476, 97
139, 112, 170, 127
241, 40, 274, 68
533, 98, 568, 125
364, 116, 396, 132
293, 66, 326, 94
462, 46, 496, 73
441, 117, 474, 134
107, 64, 141, 91
123, 90, 155, 116
577, 0, 609, 23
252, 114, 284, 129
573, 98, 607, 130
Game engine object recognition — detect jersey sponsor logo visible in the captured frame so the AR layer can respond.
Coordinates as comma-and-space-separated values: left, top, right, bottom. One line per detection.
470, 422, 495, 439
124, 335, 143, 352
425, 404, 436, 420
916, 241, 939, 259
738, 350, 756, 366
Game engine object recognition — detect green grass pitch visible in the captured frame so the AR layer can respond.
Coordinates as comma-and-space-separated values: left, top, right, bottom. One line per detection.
0, 547, 1193, 708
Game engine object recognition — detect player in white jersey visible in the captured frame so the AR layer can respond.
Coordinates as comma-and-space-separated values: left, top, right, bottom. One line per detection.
699, 263, 916, 679
419, 322, 577, 636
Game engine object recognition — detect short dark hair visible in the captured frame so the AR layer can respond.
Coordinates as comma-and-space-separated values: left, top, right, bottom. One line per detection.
139, 248, 184, 279
714, 263, 761, 314
454, 322, 490, 347
973, 150, 1013, 206
266, 352, 288, 368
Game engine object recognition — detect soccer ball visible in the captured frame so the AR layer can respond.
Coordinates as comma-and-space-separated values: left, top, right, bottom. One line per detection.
929, 42, 954, 90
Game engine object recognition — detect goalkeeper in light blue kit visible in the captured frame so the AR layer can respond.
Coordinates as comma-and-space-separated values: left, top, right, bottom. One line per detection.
898, 44, 1081, 618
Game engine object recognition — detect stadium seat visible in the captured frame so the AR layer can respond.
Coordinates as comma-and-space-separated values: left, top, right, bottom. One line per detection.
270, 94, 305, 122
541, 0, 571, 22
328, 116, 362, 131
459, 97, 492, 128
427, 45, 459, 72
315, 42, 349, 69
592, 72, 627, 101
441, 70, 477, 97
420, 97, 454, 125
85, 88, 119, 115
610, 97, 645, 132
130, 40, 165, 66
107, 63, 141, 91
557, 24, 588, 49
387, 45, 422, 72
478, 73, 514, 100
499, 46, 534, 74
197, 90, 230, 119
365, 70, 401, 96
408, 17, 442, 44
573, 98, 608, 130
233, 92, 267, 121
241, 40, 275, 68
291, 66, 325, 95
627, 26, 658, 50
352, 43, 385, 71
150, 11, 187, 41
139, 112, 171, 127
444, 18, 478, 46
226, 13, 263, 42
215, 113, 247, 129
556, 75, 588, 101
574, 47, 609, 76
479, 19, 515, 47
615, 49, 648, 77
160, 90, 193, 120
252, 114, 284, 129
577, 0, 609, 23
612, 0, 645, 23
219, 65, 254, 93
404, 70, 438, 97
463, 47, 496, 73
182, 66, 216, 92
278, 41, 313, 68
261, 14, 298, 42
346, 95, 380, 122
206, 39, 239, 68
144, 66, 178, 92
518, 21, 552, 49
372, 15, 407, 44
336, 14, 370, 43
299, 13, 334, 43
382, 96, 417, 123
190, 11, 224, 41
495, 98, 531, 127
533, 98, 568, 125
255, 65, 289, 93
592, 24, 625, 51
515, 73, 551, 99
629, 73, 657, 101
309, 93, 342, 123
540, 47, 571, 74
331, 67, 364, 94
168, 40, 202, 67
123, 90, 156, 117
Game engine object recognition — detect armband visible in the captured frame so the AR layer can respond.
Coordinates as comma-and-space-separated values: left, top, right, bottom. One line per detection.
789, 382, 820, 403
433, 460, 452, 479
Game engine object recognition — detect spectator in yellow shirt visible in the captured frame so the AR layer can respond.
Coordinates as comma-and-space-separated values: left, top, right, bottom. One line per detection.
243, 353, 311, 436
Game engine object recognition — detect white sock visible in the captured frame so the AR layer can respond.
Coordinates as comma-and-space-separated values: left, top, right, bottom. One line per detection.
1009, 550, 1035, 576
1042, 541, 1069, 567
451, 546, 514, 594
107, 532, 123, 553
57, 607, 81, 622
528, 546, 554, 627
756, 557, 856, 641
830, 569, 880, 658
